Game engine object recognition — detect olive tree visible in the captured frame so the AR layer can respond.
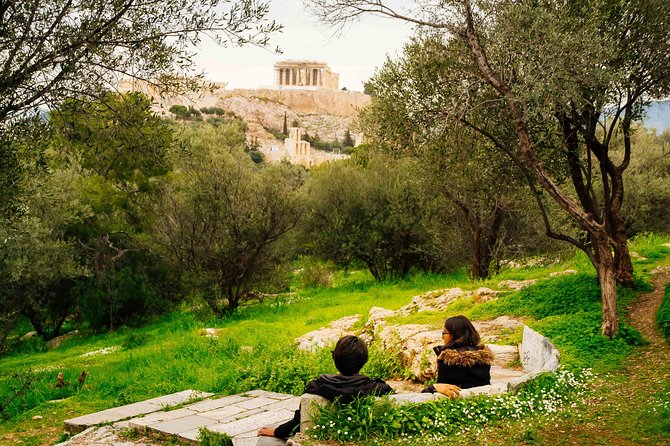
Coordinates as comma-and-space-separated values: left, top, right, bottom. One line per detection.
309, 0, 670, 337
305, 156, 443, 281
153, 124, 304, 315
0, 0, 280, 122
358, 37, 540, 280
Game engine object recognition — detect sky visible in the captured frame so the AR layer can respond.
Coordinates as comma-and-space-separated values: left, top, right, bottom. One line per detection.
192, 0, 416, 92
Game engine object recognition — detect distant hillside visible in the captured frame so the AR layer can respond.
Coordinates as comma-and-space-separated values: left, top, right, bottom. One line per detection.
120, 80, 368, 150
643, 100, 670, 133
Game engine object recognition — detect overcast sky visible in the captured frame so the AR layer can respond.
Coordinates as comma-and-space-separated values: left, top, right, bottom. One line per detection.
192, 0, 415, 92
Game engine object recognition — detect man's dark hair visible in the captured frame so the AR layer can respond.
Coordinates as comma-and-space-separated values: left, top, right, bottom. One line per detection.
332, 335, 369, 375
444, 315, 481, 349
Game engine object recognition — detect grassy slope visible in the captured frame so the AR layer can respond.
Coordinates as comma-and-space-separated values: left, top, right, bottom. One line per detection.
1, 235, 669, 446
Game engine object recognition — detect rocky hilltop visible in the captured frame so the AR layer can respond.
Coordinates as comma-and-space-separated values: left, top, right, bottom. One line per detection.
122, 81, 370, 154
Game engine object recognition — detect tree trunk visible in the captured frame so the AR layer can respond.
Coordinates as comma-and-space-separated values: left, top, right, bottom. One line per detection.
594, 234, 619, 338
609, 205, 634, 287
469, 225, 484, 280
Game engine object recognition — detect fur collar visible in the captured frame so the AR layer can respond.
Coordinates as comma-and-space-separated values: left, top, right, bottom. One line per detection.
438, 346, 494, 367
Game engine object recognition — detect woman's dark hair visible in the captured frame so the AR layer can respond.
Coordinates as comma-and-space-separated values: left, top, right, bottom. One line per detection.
444, 315, 481, 349
332, 335, 369, 375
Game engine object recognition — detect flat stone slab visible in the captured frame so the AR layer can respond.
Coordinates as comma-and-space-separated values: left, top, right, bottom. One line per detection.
130, 390, 300, 445
64, 390, 213, 434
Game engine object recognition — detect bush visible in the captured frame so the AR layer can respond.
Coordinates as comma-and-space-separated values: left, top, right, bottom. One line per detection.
200, 107, 227, 116
76, 268, 163, 332
169, 105, 201, 120
658, 285, 670, 340
297, 260, 334, 289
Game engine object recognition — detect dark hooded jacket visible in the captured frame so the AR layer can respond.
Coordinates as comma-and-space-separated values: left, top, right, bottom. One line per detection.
273, 374, 393, 438
423, 345, 494, 393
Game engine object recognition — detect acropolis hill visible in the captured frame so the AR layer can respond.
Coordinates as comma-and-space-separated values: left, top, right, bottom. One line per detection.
121, 61, 370, 167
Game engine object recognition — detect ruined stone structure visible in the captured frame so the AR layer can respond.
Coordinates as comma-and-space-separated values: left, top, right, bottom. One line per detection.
285, 127, 312, 167
274, 60, 339, 91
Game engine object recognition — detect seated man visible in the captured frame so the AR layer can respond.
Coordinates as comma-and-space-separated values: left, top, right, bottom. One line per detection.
257, 335, 393, 443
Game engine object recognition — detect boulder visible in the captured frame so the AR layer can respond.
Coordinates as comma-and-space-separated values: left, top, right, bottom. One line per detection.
202, 328, 224, 338
472, 316, 524, 343
487, 344, 519, 368
398, 288, 465, 314
473, 287, 500, 302
629, 251, 647, 260
652, 265, 670, 275
377, 324, 440, 382
519, 326, 560, 372
295, 315, 360, 351
498, 279, 537, 290
549, 269, 578, 277
20, 331, 38, 341
46, 330, 79, 349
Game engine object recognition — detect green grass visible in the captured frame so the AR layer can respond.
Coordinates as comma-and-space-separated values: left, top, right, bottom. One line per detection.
1, 235, 669, 445
658, 285, 670, 340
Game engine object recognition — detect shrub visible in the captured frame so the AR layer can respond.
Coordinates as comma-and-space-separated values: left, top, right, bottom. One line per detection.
76, 268, 163, 332
235, 346, 332, 395
122, 332, 150, 349
200, 107, 227, 116
658, 285, 670, 340
169, 105, 201, 120
297, 260, 334, 289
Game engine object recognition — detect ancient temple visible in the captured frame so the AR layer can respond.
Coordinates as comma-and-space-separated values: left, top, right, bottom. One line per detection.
274, 60, 339, 91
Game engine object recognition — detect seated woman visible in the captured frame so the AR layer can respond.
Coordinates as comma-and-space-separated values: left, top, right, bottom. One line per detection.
422, 315, 493, 396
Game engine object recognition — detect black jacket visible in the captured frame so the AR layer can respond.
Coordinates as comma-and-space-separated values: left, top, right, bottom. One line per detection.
273, 374, 393, 438
423, 345, 493, 393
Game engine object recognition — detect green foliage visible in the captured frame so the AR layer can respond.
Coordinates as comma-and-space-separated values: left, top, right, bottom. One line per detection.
471, 274, 602, 320
311, 369, 591, 442
75, 268, 162, 332
305, 157, 448, 281
200, 107, 227, 116
0, 0, 280, 122
362, 345, 409, 380
198, 428, 233, 446
620, 130, 670, 236
153, 123, 304, 315
343, 129, 355, 147
237, 346, 333, 395
170, 105, 202, 121
658, 285, 670, 340
53, 93, 172, 186
122, 332, 150, 350
466, 273, 649, 370
296, 258, 335, 289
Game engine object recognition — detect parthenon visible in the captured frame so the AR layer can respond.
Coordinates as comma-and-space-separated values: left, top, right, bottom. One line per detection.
274, 60, 339, 91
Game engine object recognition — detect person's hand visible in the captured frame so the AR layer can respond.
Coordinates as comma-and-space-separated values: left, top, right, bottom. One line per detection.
433, 383, 461, 399
257, 426, 275, 437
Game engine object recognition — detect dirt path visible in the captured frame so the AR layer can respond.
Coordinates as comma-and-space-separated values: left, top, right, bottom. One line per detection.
628, 271, 670, 343
515, 271, 670, 446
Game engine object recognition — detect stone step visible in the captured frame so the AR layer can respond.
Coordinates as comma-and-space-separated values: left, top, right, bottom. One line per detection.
131, 390, 299, 445
64, 389, 213, 434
